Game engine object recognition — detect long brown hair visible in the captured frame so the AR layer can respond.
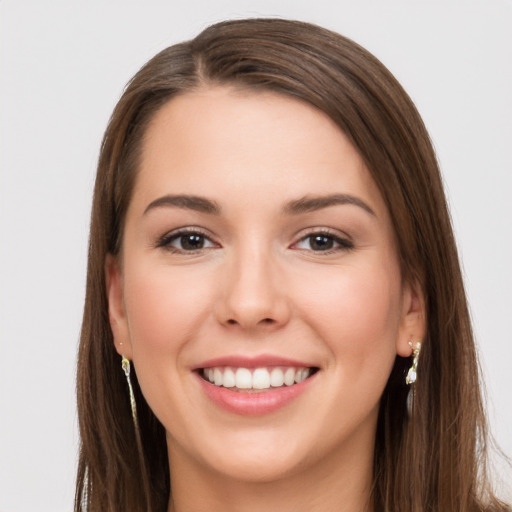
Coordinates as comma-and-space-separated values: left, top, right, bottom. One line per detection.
76, 18, 508, 511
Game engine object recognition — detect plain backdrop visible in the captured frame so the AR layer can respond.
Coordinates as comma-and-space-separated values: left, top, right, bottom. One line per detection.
1, 1, 511, 510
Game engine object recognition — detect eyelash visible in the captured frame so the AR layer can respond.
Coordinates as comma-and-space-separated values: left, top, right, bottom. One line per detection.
156, 228, 354, 254
156, 228, 218, 253
291, 229, 354, 254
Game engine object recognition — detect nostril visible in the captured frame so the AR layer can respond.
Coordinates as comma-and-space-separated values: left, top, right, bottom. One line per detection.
226, 318, 275, 324
224, 317, 279, 328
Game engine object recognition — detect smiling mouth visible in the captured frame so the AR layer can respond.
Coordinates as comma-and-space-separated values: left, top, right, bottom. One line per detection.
200, 366, 319, 392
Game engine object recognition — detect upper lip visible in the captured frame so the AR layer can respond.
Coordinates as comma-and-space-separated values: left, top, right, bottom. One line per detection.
191, 354, 317, 370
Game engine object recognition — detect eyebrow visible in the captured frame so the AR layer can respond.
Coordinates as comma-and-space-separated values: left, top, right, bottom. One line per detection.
144, 195, 221, 215
143, 192, 375, 217
283, 194, 376, 216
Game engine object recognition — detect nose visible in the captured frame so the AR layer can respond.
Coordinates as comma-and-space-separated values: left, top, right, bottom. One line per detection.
215, 246, 291, 331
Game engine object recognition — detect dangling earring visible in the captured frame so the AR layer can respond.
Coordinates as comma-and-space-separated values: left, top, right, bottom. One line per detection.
121, 356, 140, 432
406, 340, 421, 385
406, 340, 421, 416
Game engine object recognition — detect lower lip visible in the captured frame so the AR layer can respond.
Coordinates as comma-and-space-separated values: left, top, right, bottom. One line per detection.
196, 372, 316, 415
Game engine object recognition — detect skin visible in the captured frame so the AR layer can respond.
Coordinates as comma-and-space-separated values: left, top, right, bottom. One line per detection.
106, 87, 425, 512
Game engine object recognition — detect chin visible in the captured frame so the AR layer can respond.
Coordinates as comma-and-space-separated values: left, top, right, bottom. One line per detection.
167, 423, 315, 483
203, 446, 307, 484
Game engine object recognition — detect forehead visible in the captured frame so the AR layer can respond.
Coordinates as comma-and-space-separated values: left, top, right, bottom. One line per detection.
131, 86, 387, 217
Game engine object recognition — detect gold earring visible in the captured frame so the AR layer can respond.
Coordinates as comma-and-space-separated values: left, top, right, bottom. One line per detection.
121, 356, 140, 432
406, 340, 421, 417
406, 340, 421, 385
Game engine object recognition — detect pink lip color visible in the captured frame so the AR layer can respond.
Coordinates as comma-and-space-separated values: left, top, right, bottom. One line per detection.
195, 370, 317, 416
192, 354, 318, 415
192, 354, 314, 370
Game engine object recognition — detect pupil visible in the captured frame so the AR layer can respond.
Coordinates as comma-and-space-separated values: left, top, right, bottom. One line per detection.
182, 234, 204, 250
311, 235, 333, 250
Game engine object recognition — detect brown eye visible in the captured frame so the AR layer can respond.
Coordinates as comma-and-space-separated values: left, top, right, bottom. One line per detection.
177, 233, 206, 250
293, 232, 353, 252
158, 230, 217, 252
308, 234, 334, 251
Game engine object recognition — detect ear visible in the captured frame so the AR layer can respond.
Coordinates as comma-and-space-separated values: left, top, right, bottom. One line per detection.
396, 279, 426, 357
105, 254, 132, 359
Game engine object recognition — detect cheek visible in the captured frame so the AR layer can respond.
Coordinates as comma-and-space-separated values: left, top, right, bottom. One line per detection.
298, 260, 402, 377
121, 261, 216, 425
123, 261, 213, 359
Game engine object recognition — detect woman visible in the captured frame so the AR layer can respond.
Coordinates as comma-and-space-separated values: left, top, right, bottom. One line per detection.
75, 18, 509, 512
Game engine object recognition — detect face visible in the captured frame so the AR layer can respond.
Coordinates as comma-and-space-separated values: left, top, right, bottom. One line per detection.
107, 87, 424, 483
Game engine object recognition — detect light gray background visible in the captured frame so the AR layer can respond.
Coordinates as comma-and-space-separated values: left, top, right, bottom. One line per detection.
1, 1, 511, 510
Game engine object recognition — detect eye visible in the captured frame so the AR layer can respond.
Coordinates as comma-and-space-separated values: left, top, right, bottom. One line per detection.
157, 229, 218, 252
293, 231, 353, 252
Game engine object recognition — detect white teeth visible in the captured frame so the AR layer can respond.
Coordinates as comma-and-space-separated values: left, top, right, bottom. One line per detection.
235, 368, 252, 389
295, 368, 308, 383
214, 368, 223, 386
202, 366, 313, 390
252, 368, 271, 389
223, 368, 236, 388
270, 367, 284, 387
284, 367, 295, 386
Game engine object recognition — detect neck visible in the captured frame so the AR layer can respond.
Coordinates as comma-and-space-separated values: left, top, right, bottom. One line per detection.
166, 428, 375, 512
